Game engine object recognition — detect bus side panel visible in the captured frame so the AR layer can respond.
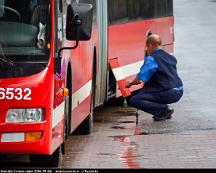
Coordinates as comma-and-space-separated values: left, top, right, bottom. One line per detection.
69, 40, 93, 133
63, 27, 98, 134
108, 17, 174, 97
53, 0, 98, 139
71, 96, 91, 132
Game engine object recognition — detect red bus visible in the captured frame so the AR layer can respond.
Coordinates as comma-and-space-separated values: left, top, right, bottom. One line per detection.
0, 0, 174, 166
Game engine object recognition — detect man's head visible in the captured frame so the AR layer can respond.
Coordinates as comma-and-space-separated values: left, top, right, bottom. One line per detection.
146, 34, 162, 55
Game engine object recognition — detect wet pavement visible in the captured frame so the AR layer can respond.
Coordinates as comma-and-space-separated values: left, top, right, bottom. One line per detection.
1, 0, 216, 169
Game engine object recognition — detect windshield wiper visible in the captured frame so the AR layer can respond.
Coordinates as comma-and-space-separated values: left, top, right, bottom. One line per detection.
0, 44, 14, 68
0, 57, 14, 68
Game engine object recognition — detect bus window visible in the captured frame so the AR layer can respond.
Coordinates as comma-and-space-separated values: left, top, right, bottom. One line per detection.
140, 0, 173, 19
108, 0, 173, 25
108, 0, 128, 24
0, 0, 51, 78
128, 0, 141, 20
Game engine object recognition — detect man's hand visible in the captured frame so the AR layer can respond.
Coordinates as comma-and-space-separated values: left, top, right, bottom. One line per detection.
126, 78, 143, 88
126, 80, 132, 88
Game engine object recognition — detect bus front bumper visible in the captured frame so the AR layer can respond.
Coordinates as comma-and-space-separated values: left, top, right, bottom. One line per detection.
0, 122, 50, 154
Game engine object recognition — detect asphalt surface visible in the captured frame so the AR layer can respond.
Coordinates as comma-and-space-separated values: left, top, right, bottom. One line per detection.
1, 0, 216, 169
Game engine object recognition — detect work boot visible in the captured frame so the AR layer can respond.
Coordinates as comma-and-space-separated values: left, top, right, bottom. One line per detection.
153, 107, 174, 122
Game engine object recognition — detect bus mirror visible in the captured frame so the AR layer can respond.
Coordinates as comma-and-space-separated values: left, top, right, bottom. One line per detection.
66, 3, 93, 41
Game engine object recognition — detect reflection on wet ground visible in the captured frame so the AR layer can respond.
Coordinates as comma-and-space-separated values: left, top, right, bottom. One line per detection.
91, 105, 150, 169
114, 136, 140, 169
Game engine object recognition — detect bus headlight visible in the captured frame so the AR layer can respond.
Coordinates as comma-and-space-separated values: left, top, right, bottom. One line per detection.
6, 109, 45, 123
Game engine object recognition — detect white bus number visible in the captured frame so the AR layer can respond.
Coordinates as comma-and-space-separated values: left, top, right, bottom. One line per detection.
0, 88, 32, 100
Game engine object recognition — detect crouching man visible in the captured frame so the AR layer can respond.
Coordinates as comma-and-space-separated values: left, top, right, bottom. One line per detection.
126, 34, 183, 121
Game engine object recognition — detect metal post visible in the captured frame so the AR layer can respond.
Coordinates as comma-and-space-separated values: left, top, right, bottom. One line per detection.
136, 109, 139, 125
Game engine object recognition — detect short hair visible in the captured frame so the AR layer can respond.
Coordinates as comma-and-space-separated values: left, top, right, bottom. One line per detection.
146, 34, 162, 47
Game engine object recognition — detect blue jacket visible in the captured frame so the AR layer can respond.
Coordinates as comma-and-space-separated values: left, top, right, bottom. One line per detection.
142, 49, 183, 92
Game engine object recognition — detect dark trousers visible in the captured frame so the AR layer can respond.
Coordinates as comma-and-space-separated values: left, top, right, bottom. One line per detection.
129, 88, 183, 117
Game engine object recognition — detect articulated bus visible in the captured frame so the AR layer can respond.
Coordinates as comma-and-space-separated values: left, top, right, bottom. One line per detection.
0, 0, 174, 166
